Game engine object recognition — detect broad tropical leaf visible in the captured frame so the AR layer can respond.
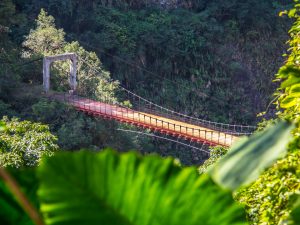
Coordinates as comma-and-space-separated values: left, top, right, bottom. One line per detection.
210, 121, 294, 190
37, 150, 247, 225
289, 195, 300, 224
0, 169, 36, 225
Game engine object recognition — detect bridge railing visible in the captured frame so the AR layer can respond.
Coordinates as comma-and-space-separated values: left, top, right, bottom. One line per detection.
119, 87, 256, 136
49, 93, 237, 147
77, 57, 256, 136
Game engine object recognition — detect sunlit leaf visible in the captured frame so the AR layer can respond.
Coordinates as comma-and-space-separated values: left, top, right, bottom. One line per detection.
0, 121, 5, 132
210, 121, 294, 191
280, 75, 300, 89
38, 150, 247, 225
289, 83, 300, 97
288, 8, 298, 18
280, 96, 298, 108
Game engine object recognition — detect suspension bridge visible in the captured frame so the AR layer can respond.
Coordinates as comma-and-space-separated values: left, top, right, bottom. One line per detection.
43, 53, 256, 148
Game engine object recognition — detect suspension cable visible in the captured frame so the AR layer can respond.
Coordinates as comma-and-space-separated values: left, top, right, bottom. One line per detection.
66, 34, 254, 114
78, 57, 256, 132
117, 128, 210, 154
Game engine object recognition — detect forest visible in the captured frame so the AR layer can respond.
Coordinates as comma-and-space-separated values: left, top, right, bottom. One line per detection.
1, 0, 300, 224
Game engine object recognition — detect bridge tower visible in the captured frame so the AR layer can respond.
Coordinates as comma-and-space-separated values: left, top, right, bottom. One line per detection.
43, 53, 77, 93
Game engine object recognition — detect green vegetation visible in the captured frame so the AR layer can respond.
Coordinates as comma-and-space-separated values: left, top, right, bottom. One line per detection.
210, 121, 294, 190
196, 3, 300, 224
23, 9, 119, 100
0, 117, 57, 168
0, 0, 293, 160
0, 121, 296, 225
38, 150, 245, 225
1, 0, 300, 225
234, 4, 300, 224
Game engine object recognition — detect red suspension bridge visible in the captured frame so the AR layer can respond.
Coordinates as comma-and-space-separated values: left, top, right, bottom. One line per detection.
44, 53, 256, 148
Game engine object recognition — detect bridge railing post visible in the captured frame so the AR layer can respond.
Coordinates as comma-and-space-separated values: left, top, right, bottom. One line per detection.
83, 96, 87, 109
110, 101, 112, 117
105, 98, 107, 115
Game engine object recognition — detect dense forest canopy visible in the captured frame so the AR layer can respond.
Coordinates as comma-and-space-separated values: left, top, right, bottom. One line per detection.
1, 0, 292, 162
1, 0, 300, 224
0, 0, 296, 161
3, 0, 293, 124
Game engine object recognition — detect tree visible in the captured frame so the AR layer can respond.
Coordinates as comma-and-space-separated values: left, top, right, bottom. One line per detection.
232, 3, 300, 224
0, 117, 58, 168
22, 9, 66, 56
23, 9, 119, 101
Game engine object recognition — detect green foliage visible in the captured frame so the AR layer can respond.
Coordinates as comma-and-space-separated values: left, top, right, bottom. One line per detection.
236, 150, 300, 224
23, 9, 119, 101
232, 4, 300, 223
0, 169, 37, 225
0, 117, 58, 168
289, 195, 300, 224
30, 99, 141, 151
0, 100, 16, 118
210, 121, 294, 190
37, 149, 247, 225
22, 9, 66, 56
1, 120, 297, 225
0, 120, 5, 132
276, 2, 300, 116
57, 117, 93, 150
22, 0, 289, 126
0, 0, 292, 160
198, 146, 227, 174
0, 0, 26, 37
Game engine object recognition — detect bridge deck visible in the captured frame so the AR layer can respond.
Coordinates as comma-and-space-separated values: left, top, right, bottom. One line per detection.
52, 94, 238, 147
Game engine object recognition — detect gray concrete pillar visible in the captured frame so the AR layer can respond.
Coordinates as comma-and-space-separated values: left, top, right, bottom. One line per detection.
69, 57, 77, 91
42, 53, 77, 93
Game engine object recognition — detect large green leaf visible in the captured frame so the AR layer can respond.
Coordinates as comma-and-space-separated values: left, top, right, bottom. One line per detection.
37, 150, 247, 225
210, 121, 294, 191
0, 169, 36, 225
289, 195, 300, 224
